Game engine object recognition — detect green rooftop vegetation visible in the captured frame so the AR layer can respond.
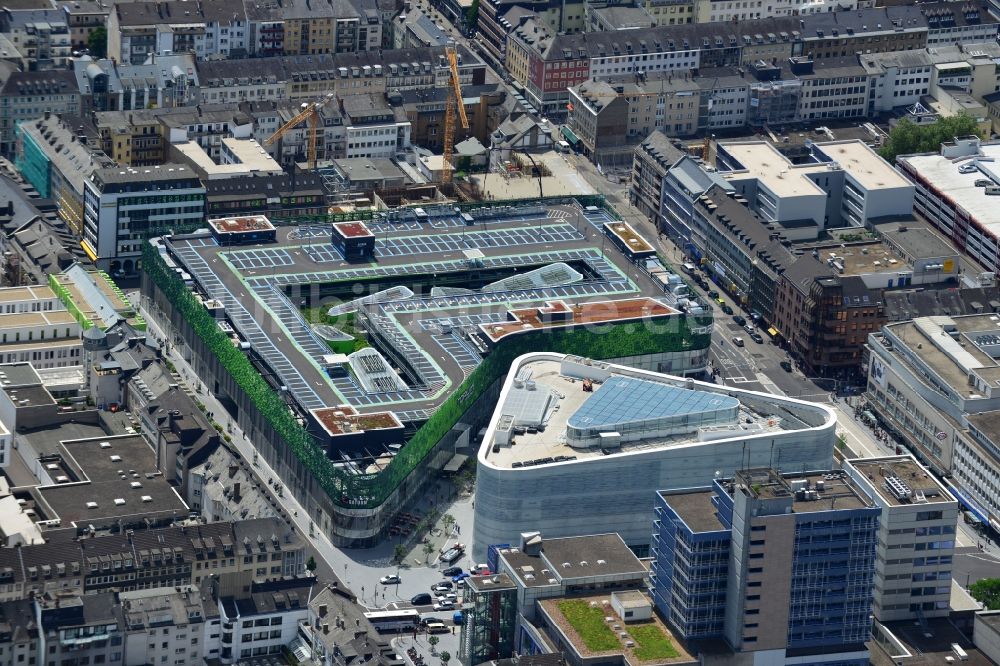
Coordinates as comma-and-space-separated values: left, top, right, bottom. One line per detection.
630, 624, 680, 661
557, 600, 621, 653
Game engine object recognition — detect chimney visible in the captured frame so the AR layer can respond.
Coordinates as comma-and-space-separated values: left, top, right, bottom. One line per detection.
233, 482, 241, 499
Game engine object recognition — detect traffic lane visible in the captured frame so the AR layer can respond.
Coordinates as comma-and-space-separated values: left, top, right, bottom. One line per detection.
953, 547, 1000, 588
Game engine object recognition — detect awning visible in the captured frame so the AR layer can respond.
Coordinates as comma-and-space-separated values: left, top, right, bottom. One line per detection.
80, 239, 97, 262
442, 453, 469, 474
561, 126, 580, 145
767, 327, 779, 337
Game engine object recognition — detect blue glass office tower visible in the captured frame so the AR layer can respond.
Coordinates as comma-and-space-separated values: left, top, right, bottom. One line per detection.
652, 468, 880, 666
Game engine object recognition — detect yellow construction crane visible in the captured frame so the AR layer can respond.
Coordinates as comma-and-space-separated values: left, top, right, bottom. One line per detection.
442, 47, 469, 185
264, 93, 334, 170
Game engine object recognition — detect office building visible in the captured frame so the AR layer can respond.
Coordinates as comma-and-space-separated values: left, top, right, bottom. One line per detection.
654, 468, 878, 665
491, 533, 694, 665
472, 352, 837, 558
897, 136, 1000, 275
82, 164, 205, 276
843, 455, 958, 623
459, 574, 518, 666
865, 313, 1000, 534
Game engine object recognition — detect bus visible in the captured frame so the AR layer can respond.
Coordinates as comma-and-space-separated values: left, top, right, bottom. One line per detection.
363, 609, 420, 633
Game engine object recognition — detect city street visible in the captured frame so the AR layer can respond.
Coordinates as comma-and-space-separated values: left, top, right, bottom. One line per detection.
138, 297, 471, 659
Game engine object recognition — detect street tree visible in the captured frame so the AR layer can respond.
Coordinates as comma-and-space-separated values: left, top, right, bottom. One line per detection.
971, 577, 1000, 610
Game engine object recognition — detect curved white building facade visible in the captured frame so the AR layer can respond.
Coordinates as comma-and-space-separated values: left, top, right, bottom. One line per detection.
472, 353, 838, 558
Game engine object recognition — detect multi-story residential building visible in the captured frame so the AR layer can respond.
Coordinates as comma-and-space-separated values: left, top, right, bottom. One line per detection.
472, 352, 835, 558
694, 0, 855, 23
567, 73, 701, 160
0, 65, 79, 156
107, 0, 250, 64
0, 598, 39, 666
897, 136, 1000, 274
843, 455, 959, 623
475, 0, 587, 68
196, 46, 487, 105
4, 13, 71, 70
82, 164, 205, 276
694, 68, 749, 130
38, 593, 124, 666
391, 7, 451, 49
59, 0, 108, 50
280, 0, 381, 56
0, 517, 305, 602
120, 585, 209, 666
214, 577, 314, 664
73, 55, 199, 114
642, 0, 694, 26
653, 468, 879, 666
304, 584, 405, 666
629, 131, 684, 229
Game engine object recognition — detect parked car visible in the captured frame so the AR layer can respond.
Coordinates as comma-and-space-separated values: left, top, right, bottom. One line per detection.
780, 360, 793, 372
744, 324, 755, 335
437, 592, 458, 602
433, 601, 455, 611
708, 290, 719, 299
442, 566, 463, 577
721, 304, 734, 315
380, 574, 401, 585
749, 332, 764, 344
431, 583, 453, 593
453, 611, 465, 625
411, 593, 433, 606
732, 315, 746, 327
452, 572, 471, 583
731, 336, 744, 347
425, 621, 449, 634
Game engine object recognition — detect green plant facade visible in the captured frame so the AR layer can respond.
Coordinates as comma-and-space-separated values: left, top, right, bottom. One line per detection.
143, 238, 710, 510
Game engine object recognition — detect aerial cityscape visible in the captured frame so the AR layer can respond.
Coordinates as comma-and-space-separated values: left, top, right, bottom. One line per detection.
3, 0, 1000, 664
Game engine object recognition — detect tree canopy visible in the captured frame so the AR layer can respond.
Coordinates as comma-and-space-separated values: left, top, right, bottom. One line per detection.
970, 577, 1000, 610
878, 113, 981, 163
88, 27, 107, 58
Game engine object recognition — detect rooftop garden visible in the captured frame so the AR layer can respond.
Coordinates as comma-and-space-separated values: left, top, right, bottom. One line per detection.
557, 600, 621, 653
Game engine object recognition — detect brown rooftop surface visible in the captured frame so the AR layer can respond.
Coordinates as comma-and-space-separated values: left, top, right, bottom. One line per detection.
209, 215, 275, 233
482, 298, 676, 342
605, 221, 655, 253
333, 221, 374, 238
312, 406, 402, 436
659, 490, 725, 532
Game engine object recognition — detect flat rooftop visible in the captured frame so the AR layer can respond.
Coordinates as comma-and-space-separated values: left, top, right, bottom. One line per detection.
604, 221, 654, 254
719, 141, 826, 198
164, 202, 675, 427
0, 310, 76, 331
174, 138, 282, 178
333, 221, 374, 238
721, 139, 908, 197
35, 435, 187, 526
733, 468, 872, 513
499, 533, 647, 588
311, 406, 403, 437
883, 314, 1000, 394
812, 140, 911, 190
898, 142, 1000, 236
659, 490, 725, 533
485, 357, 818, 469
817, 242, 908, 275
208, 215, 276, 234
0, 285, 56, 303
538, 593, 694, 664
848, 457, 955, 505
482, 298, 677, 342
